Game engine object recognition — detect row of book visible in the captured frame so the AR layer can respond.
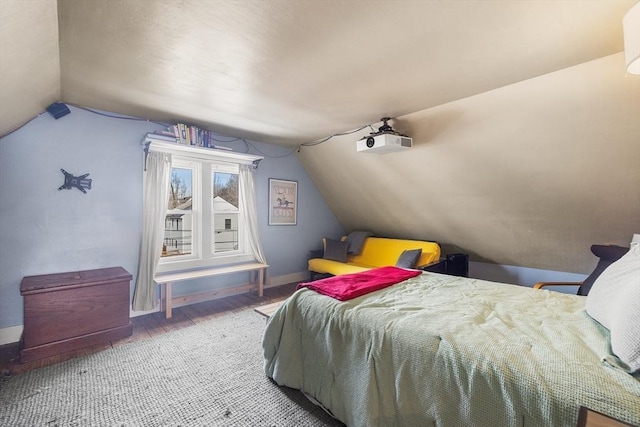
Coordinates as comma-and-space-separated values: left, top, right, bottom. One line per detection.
148, 124, 217, 148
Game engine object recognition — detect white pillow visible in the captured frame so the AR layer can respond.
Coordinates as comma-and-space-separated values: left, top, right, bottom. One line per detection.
586, 243, 640, 372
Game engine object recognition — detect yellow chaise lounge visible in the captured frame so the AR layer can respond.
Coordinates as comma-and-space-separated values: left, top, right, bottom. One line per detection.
308, 236, 442, 280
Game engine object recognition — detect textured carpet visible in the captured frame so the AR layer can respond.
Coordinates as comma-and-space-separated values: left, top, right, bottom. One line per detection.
0, 309, 346, 427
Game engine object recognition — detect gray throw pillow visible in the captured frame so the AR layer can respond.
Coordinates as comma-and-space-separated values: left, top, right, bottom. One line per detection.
323, 238, 349, 263
396, 249, 422, 269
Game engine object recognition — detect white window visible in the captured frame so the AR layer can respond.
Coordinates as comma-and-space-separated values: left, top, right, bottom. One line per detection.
212, 165, 240, 253
148, 141, 262, 273
162, 161, 197, 259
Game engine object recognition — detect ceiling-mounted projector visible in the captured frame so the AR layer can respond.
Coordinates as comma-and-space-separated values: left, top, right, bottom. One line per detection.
356, 117, 412, 153
356, 134, 412, 153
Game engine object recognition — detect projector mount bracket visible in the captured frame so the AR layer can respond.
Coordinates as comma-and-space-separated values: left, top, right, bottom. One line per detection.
362, 117, 407, 139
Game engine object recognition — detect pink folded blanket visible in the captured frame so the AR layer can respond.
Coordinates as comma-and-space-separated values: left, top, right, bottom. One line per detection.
297, 266, 422, 301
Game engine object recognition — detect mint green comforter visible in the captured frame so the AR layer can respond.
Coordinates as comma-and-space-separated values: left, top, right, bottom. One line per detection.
262, 272, 640, 427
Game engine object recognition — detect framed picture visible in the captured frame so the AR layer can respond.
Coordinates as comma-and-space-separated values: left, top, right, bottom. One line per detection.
269, 178, 297, 225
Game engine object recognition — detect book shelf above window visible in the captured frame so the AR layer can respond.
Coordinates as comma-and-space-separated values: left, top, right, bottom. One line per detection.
142, 133, 263, 165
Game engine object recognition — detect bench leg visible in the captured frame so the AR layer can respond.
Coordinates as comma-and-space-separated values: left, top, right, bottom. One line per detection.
165, 282, 173, 319
160, 283, 166, 313
258, 268, 264, 297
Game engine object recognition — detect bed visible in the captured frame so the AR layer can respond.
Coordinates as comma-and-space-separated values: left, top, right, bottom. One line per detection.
262, 270, 640, 427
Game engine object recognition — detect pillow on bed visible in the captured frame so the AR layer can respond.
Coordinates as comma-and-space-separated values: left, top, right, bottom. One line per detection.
395, 249, 422, 269
586, 243, 640, 372
323, 238, 349, 263
578, 245, 629, 296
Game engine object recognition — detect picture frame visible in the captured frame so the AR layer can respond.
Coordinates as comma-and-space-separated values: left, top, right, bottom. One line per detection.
269, 178, 297, 225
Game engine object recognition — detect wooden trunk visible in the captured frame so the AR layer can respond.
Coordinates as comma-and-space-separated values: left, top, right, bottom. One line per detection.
20, 266, 133, 363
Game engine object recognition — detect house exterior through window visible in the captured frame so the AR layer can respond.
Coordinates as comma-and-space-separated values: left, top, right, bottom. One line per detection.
148, 141, 262, 274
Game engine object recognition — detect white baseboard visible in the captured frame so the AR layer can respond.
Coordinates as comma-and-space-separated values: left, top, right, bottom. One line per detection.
0, 325, 23, 346
266, 271, 308, 288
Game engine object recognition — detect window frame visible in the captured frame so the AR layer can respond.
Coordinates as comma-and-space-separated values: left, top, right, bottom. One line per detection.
147, 140, 263, 274
211, 163, 242, 255
163, 160, 199, 261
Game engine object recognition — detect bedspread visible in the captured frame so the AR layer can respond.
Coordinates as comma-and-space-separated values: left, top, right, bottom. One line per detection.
262, 272, 640, 427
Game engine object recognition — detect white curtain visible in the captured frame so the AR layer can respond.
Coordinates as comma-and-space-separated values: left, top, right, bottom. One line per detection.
132, 151, 172, 311
239, 164, 268, 266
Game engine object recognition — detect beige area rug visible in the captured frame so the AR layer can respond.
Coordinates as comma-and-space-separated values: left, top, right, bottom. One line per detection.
0, 308, 345, 427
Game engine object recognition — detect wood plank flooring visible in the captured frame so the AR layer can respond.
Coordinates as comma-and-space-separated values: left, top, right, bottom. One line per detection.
0, 283, 297, 377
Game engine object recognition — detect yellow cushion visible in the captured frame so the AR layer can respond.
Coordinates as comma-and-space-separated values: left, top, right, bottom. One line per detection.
347, 237, 440, 268
308, 258, 370, 276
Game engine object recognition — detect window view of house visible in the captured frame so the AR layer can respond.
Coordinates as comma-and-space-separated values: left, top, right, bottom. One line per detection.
163, 167, 192, 257
213, 172, 239, 253
161, 164, 242, 259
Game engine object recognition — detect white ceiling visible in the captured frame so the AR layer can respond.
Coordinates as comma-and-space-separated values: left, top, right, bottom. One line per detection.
0, 0, 636, 145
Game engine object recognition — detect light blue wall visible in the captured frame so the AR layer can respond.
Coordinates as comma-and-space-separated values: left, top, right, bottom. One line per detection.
469, 261, 587, 294
0, 106, 344, 329
255, 144, 344, 277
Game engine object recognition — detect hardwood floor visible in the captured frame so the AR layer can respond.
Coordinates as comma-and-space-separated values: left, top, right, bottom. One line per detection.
0, 283, 297, 377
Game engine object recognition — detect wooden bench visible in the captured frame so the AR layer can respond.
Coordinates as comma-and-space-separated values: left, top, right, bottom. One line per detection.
154, 262, 268, 319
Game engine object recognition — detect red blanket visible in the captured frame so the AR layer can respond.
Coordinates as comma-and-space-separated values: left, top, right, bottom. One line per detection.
297, 266, 422, 301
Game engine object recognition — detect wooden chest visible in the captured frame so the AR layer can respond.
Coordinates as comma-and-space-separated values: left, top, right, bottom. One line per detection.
20, 266, 133, 363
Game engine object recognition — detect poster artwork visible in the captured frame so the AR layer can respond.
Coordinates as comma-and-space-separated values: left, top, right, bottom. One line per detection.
269, 179, 297, 225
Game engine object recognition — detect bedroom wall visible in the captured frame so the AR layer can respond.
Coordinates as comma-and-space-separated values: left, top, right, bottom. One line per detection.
0, 106, 344, 342
297, 52, 640, 276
